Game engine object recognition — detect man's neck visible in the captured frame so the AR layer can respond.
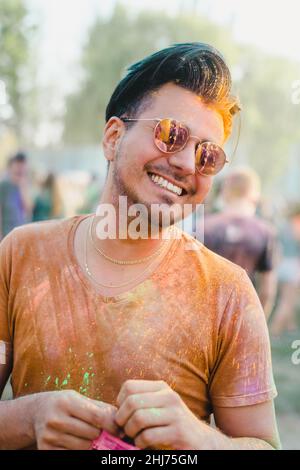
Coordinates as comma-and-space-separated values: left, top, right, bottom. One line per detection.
92, 192, 171, 261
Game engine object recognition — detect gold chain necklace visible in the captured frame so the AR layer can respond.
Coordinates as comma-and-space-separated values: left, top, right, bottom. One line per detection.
89, 216, 168, 265
84, 216, 173, 289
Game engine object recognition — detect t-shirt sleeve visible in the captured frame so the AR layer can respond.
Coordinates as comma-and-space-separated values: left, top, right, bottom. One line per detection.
256, 227, 278, 272
209, 269, 277, 407
0, 233, 13, 348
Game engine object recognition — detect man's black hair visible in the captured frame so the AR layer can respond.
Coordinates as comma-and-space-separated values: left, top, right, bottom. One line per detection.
106, 42, 239, 129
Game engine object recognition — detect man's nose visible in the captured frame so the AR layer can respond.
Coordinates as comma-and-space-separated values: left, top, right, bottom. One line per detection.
166, 142, 196, 175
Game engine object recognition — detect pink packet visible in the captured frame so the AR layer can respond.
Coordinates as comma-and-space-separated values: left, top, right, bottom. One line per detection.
91, 430, 140, 450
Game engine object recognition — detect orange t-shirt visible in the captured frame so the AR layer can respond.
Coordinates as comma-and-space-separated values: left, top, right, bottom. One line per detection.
0, 216, 277, 421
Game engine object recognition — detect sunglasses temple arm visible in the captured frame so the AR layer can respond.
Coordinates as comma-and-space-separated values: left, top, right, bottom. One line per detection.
230, 113, 242, 162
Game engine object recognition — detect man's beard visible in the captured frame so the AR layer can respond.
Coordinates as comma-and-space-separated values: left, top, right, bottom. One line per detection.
112, 150, 146, 207
112, 149, 180, 231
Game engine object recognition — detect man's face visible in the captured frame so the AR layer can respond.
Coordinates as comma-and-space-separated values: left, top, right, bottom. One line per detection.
105, 83, 225, 226
9, 161, 27, 185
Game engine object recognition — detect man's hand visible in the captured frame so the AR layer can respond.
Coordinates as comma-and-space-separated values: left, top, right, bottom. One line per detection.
32, 390, 119, 450
115, 380, 215, 450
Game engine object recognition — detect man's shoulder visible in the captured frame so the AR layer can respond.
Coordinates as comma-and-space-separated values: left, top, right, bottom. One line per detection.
14, 216, 74, 235
205, 212, 276, 236
3, 216, 83, 249
178, 229, 246, 278
203, 211, 224, 226
253, 215, 276, 236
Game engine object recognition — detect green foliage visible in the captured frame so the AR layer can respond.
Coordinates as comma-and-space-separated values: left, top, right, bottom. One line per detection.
236, 48, 300, 188
0, 0, 35, 132
63, 3, 300, 190
63, 4, 237, 144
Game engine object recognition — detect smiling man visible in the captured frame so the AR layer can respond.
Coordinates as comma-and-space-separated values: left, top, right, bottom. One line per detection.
0, 43, 280, 450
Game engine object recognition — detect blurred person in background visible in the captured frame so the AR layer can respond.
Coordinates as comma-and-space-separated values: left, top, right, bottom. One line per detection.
77, 172, 104, 214
270, 203, 300, 336
204, 167, 278, 319
0, 152, 32, 240
32, 173, 63, 222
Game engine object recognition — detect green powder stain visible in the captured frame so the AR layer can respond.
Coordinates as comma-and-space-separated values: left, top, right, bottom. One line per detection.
150, 408, 162, 417
83, 372, 90, 385
55, 377, 59, 386
61, 373, 71, 387
91, 373, 95, 377
61, 379, 68, 386
45, 376, 51, 385
89, 366, 93, 370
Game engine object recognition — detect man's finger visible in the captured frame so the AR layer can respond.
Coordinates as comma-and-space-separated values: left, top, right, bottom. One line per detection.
65, 394, 119, 435
49, 416, 101, 441
124, 408, 171, 439
117, 380, 168, 407
135, 425, 173, 450
54, 433, 94, 450
115, 390, 170, 427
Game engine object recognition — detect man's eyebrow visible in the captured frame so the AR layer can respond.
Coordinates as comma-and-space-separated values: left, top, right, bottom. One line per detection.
190, 134, 222, 145
189, 123, 224, 145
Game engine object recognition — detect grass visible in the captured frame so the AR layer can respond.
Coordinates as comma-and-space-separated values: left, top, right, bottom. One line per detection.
270, 309, 300, 449
272, 329, 300, 414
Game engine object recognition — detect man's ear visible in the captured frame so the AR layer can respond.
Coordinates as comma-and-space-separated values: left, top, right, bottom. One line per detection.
102, 117, 124, 163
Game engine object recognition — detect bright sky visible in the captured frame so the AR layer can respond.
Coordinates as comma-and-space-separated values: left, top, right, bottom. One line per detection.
27, 0, 300, 89
25, 0, 300, 145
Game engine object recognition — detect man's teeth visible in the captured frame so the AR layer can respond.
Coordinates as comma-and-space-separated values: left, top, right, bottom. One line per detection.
150, 173, 182, 195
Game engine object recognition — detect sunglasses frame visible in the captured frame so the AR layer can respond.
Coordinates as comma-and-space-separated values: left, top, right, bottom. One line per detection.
121, 117, 228, 176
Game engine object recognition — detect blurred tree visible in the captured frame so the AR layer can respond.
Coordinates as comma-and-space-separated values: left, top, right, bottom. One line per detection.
63, 2, 300, 189
63, 3, 237, 144
236, 47, 300, 189
0, 0, 36, 138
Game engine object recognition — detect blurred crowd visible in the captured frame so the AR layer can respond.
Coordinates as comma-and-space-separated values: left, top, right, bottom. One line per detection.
202, 168, 300, 337
0, 151, 103, 235
0, 151, 299, 338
